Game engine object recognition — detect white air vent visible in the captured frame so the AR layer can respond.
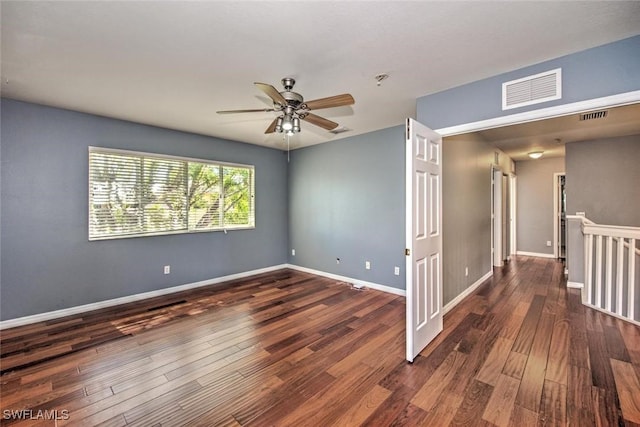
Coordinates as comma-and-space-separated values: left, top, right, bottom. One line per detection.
502, 68, 562, 110
329, 127, 351, 135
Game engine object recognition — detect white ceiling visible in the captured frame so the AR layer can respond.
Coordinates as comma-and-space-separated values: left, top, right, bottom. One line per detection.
2, 1, 639, 151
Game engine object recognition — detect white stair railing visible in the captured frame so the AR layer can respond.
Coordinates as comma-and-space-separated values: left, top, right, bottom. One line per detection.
583, 220, 640, 324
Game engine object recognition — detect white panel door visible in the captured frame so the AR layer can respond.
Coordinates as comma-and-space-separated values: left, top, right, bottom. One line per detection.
405, 118, 443, 363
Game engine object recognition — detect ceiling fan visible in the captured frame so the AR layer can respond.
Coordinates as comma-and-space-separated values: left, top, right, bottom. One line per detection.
217, 78, 355, 135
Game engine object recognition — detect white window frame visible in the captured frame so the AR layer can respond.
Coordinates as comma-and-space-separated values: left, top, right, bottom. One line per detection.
88, 147, 255, 241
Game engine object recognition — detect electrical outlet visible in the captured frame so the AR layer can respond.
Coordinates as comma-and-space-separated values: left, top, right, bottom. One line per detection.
164, 265, 170, 275
394, 266, 400, 276
365, 261, 371, 270
291, 249, 295, 256
546, 241, 552, 247
465, 267, 469, 277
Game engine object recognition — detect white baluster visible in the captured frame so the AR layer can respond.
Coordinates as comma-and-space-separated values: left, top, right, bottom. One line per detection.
584, 234, 593, 304
616, 237, 624, 316
628, 238, 636, 321
605, 235, 613, 311
585, 233, 593, 304
595, 235, 603, 308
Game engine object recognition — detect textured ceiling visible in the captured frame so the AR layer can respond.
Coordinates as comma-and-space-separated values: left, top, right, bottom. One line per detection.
2, 1, 639, 151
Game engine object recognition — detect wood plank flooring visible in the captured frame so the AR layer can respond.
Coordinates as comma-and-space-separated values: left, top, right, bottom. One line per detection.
1, 256, 639, 426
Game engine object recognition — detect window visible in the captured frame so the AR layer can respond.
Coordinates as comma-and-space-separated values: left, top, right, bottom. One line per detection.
89, 147, 254, 240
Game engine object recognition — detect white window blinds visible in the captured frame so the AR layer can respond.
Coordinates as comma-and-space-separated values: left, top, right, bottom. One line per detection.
89, 148, 254, 240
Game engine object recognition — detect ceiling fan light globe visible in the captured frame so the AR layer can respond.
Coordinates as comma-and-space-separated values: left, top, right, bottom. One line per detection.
282, 115, 293, 131
275, 116, 284, 133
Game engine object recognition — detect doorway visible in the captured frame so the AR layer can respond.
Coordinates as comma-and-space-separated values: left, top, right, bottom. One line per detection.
435, 94, 639, 276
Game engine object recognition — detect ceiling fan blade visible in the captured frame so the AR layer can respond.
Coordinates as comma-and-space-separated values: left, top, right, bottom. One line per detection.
264, 117, 279, 134
254, 82, 287, 106
303, 94, 354, 111
217, 108, 276, 114
301, 113, 339, 130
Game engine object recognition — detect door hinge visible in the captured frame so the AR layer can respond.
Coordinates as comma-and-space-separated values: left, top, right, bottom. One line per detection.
405, 248, 411, 256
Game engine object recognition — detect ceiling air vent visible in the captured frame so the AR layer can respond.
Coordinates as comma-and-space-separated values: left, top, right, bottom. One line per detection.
579, 110, 608, 121
502, 68, 562, 110
329, 127, 351, 135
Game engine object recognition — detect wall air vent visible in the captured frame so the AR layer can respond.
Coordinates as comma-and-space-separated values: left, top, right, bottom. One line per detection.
502, 68, 562, 110
579, 110, 608, 121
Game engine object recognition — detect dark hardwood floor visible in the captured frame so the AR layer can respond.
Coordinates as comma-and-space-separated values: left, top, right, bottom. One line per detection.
1, 256, 639, 426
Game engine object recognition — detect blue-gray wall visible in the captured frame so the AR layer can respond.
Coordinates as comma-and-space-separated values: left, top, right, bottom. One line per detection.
566, 134, 640, 227
442, 134, 513, 305
288, 126, 405, 290
1, 99, 288, 320
417, 35, 640, 130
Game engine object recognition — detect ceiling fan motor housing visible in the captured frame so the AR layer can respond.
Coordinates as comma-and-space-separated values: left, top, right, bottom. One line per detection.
279, 91, 303, 109
281, 77, 296, 90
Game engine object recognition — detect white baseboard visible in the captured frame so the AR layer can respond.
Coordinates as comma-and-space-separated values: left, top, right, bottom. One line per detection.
567, 281, 584, 289
286, 264, 406, 297
0, 264, 288, 330
516, 251, 556, 259
443, 270, 493, 314
0, 262, 492, 330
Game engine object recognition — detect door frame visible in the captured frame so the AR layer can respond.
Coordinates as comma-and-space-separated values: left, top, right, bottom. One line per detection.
430, 91, 638, 269
509, 173, 517, 257
502, 173, 509, 261
433, 91, 640, 137
491, 166, 504, 267
553, 172, 566, 259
